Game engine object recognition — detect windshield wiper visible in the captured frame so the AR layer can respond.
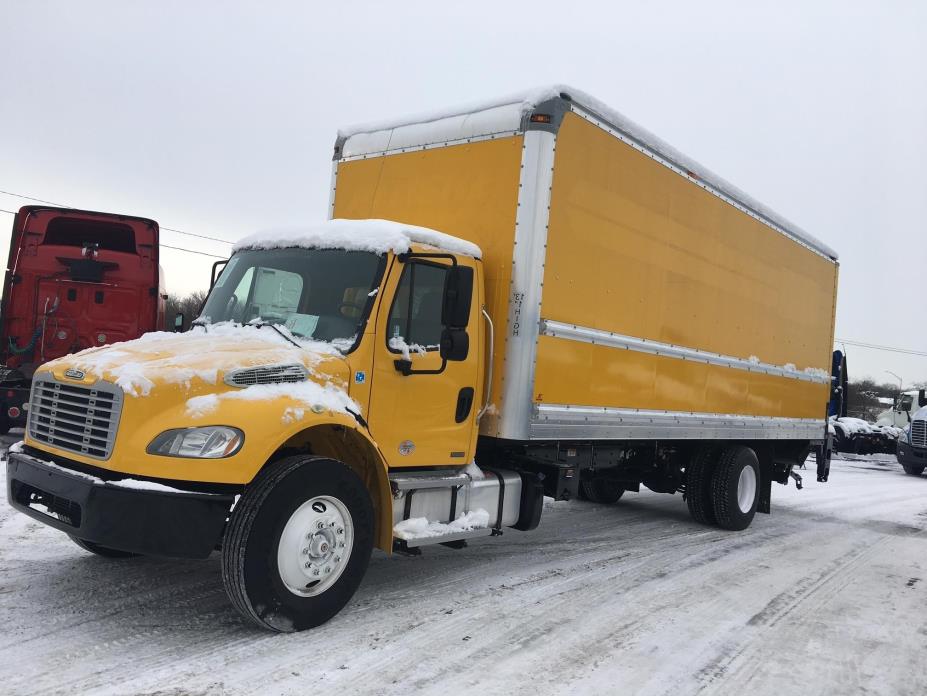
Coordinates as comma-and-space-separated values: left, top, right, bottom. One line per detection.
251, 321, 302, 349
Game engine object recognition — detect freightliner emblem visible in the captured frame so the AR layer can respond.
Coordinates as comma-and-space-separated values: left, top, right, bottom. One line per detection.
64, 368, 85, 380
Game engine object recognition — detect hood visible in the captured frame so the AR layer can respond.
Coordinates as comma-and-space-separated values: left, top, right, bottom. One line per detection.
913, 406, 927, 422
40, 323, 352, 401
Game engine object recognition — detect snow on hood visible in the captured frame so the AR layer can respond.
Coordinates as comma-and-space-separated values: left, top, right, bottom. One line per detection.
234, 218, 481, 259
913, 405, 927, 422
338, 84, 836, 261
45, 322, 348, 399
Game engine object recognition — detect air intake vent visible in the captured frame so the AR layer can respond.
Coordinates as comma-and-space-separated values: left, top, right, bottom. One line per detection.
28, 376, 123, 460
224, 363, 309, 388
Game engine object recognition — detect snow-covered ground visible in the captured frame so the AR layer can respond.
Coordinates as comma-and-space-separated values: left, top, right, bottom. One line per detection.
2, 432, 926, 696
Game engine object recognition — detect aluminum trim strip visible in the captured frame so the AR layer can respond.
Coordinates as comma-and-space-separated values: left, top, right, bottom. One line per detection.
337, 130, 521, 163
568, 104, 836, 262
540, 319, 830, 385
530, 404, 825, 441
492, 129, 557, 440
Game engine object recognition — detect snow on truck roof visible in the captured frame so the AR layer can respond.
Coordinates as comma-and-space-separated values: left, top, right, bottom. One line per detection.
338, 84, 838, 261
234, 218, 482, 259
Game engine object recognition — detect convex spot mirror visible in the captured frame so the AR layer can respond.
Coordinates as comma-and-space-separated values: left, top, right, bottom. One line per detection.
440, 328, 469, 362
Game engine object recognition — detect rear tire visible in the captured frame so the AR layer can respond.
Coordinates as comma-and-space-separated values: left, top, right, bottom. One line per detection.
686, 448, 718, 525
222, 456, 374, 632
710, 446, 760, 531
902, 464, 925, 476
69, 536, 139, 558
578, 477, 625, 504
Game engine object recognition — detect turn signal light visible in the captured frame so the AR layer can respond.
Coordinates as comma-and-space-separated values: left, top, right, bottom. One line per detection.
530, 114, 552, 124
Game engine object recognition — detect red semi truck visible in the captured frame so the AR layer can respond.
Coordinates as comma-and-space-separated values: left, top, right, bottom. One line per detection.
0, 206, 167, 433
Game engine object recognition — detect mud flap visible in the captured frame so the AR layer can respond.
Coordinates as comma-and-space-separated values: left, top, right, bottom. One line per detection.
757, 461, 772, 514
815, 442, 831, 483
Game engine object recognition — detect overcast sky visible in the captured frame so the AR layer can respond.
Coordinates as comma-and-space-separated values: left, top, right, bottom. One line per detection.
1, 0, 924, 384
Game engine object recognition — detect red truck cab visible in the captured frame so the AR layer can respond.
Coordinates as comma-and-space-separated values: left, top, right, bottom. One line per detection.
0, 206, 166, 433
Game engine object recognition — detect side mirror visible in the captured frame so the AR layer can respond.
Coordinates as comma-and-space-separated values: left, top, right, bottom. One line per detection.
901, 400, 911, 412
920, 389, 927, 408
442, 266, 473, 328
440, 328, 469, 362
174, 312, 185, 332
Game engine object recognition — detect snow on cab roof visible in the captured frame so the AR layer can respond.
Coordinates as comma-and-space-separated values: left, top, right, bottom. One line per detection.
233, 218, 482, 259
338, 84, 837, 261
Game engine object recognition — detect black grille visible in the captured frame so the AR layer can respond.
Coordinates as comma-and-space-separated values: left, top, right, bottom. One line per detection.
28, 377, 123, 459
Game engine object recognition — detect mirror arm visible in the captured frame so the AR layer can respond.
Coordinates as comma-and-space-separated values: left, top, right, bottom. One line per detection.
393, 358, 447, 376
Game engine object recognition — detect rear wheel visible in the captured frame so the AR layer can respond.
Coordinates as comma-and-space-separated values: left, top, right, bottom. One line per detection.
902, 464, 925, 476
710, 446, 760, 531
69, 536, 139, 558
578, 476, 625, 504
222, 456, 374, 632
685, 448, 718, 525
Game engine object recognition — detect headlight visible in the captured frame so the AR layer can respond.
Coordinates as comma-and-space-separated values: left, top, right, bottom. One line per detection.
147, 426, 244, 458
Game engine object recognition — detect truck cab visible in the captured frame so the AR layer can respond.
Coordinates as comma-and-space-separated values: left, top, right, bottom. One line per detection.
6, 220, 523, 632
0, 206, 165, 433
897, 390, 927, 475
877, 390, 922, 428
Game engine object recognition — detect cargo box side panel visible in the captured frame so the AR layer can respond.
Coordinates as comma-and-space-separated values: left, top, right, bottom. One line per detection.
332, 135, 524, 433
534, 112, 837, 438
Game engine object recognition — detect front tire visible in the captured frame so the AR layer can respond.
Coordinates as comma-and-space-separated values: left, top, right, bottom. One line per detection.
222, 456, 374, 632
902, 463, 925, 476
710, 446, 760, 531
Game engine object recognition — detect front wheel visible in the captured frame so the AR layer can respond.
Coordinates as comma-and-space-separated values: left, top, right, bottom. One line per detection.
222, 456, 374, 632
902, 463, 925, 476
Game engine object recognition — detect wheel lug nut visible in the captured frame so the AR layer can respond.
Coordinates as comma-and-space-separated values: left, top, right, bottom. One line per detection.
337, 528, 344, 535
317, 522, 325, 530
324, 567, 331, 573
334, 555, 341, 562
339, 542, 345, 548
304, 561, 311, 568
312, 569, 320, 576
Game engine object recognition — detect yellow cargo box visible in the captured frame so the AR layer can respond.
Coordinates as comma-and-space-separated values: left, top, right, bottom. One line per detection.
333, 86, 839, 445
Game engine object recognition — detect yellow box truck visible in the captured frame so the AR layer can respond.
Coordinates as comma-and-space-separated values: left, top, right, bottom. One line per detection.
6, 86, 839, 631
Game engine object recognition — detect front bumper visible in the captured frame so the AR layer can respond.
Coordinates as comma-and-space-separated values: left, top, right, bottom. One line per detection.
897, 442, 927, 468
6, 448, 236, 558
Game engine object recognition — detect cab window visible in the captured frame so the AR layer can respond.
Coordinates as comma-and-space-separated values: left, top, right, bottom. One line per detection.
387, 262, 447, 351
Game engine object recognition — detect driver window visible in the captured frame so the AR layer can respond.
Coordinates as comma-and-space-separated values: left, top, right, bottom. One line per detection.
387, 262, 447, 351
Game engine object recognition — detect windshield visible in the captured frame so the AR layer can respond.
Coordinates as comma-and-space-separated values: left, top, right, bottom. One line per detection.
199, 248, 385, 346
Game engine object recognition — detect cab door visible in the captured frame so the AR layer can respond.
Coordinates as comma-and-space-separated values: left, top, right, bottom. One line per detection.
366, 255, 481, 468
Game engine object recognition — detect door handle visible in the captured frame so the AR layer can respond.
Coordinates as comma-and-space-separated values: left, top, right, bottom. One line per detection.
455, 387, 475, 423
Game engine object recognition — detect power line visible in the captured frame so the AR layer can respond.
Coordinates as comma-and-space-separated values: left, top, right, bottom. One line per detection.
161, 244, 227, 259
0, 188, 233, 245
836, 338, 927, 358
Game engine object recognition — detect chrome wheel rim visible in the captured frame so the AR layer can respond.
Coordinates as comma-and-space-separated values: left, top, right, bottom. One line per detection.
737, 466, 757, 513
277, 495, 354, 597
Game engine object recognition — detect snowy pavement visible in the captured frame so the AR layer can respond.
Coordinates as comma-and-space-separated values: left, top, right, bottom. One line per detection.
2, 433, 926, 696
